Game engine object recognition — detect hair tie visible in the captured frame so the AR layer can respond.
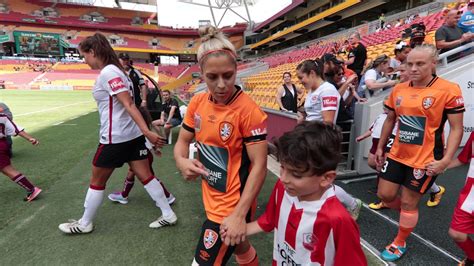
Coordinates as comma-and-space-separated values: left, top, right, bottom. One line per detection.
199, 49, 236, 65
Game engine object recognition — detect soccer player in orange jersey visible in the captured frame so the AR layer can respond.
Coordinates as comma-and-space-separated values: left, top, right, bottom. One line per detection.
375, 44, 464, 261
174, 26, 267, 265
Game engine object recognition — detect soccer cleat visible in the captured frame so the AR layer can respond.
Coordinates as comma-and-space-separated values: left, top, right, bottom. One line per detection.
149, 213, 177, 229
427, 186, 445, 207
108, 192, 129, 204
58, 219, 93, 234
381, 243, 407, 262
368, 201, 388, 210
459, 258, 474, 266
167, 194, 176, 205
25, 187, 42, 202
348, 198, 362, 220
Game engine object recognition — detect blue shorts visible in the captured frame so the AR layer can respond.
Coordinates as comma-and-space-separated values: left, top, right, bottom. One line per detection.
168, 118, 182, 127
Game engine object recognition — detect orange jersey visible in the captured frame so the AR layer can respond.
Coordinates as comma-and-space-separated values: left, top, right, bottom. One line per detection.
384, 76, 465, 168
183, 87, 267, 223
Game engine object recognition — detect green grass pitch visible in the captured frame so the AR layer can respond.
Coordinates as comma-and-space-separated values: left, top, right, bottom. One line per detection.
0, 90, 383, 265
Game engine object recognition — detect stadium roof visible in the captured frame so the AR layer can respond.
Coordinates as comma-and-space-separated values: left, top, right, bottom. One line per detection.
253, 0, 304, 32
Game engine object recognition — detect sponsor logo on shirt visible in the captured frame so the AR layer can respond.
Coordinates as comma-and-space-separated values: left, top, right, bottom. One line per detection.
278, 242, 298, 265
322, 96, 338, 108
422, 97, 435, 110
250, 122, 267, 136
396, 96, 403, 107
108, 77, 126, 92
219, 122, 233, 142
413, 168, 426, 180
455, 96, 464, 106
398, 115, 426, 145
198, 143, 228, 193
203, 229, 218, 249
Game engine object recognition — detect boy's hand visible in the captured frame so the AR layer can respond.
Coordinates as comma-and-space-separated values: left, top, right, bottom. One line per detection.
221, 213, 246, 246
29, 138, 39, 146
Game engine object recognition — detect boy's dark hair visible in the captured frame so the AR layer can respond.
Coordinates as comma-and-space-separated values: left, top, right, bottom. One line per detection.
275, 121, 342, 176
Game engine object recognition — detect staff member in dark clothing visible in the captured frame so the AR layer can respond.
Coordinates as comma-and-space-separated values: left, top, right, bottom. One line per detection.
276, 72, 302, 113
345, 32, 367, 80
118, 53, 148, 108
152, 90, 182, 141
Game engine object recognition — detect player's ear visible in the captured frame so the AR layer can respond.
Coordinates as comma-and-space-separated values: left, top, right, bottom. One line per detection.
320, 170, 337, 187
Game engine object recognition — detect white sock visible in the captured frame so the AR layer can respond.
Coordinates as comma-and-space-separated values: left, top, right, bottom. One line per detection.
430, 182, 440, 193
80, 187, 104, 226
144, 178, 174, 218
334, 185, 357, 210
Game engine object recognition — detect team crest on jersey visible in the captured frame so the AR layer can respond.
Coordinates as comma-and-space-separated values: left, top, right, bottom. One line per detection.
413, 168, 425, 180
396, 96, 403, 107
194, 113, 202, 132
203, 229, 218, 249
422, 97, 435, 110
302, 233, 317, 251
219, 122, 233, 142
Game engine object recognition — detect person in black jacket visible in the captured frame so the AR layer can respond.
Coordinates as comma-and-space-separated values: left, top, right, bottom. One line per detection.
275, 72, 302, 113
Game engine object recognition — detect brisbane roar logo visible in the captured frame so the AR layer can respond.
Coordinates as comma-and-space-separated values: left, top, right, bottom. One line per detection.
108, 77, 126, 92
203, 229, 218, 249
422, 97, 435, 110
413, 168, 425, 180
219, 122, 233, 142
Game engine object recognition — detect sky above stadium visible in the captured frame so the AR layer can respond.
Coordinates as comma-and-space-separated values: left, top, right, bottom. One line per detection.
115, 0, 292, 28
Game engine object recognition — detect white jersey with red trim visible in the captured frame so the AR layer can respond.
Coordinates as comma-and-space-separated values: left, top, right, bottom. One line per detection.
456, 132, 474, 214
257, 180, 366, 266
304, 82, 340, 125
0, 114, 24, 138
93, 64, 142, 144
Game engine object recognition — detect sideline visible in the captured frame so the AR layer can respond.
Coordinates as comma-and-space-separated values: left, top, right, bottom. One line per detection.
16, 101, 93, 117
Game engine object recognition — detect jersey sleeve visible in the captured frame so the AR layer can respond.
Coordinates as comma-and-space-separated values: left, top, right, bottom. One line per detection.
332, 215, 367, 266
171, 99, 180, 109
4, 117, 24, 136
364, 69, 377, 81
257, 180, 282, 232
242, 105, 267, 145
445, 85, 465, 114
320, 87, 339, 112
458, 132, 474, 164
102, 70, 130, 96
182, 95, 199, 133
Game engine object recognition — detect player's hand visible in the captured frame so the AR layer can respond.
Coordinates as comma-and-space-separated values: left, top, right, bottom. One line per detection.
219, 224, 228, 240
356, 135, 364, 142
29, 138, 39, 146
426, 159, 448, 176
177, 158, 208, 181
221, 213, 246, 246
375, 148, 385, 171
140, 101, 147, 108
145, 130, 166, 148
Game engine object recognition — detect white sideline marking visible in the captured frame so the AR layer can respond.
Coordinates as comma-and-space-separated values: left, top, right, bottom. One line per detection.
341, 175, 378, 184
362, 204, 461, 263
15, 204, 47, 230
266, 156, 388, 265
53, 121, 64, 126
360, 238, 391, 266
16, 101, 93, 117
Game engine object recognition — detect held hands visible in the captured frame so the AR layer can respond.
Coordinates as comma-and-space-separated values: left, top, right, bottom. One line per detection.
426, 159, 448, 176
177, 158, 208, 181
219, 213, 247, 246
144, 130, 167, 148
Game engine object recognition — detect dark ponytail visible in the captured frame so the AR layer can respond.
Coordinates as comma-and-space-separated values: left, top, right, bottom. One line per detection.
296, 59, 324, 80
79, 33, 124, 73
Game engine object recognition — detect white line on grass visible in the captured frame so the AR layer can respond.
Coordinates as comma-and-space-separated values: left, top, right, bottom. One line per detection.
16, 101, 93, 117
341, 175, 378, 184
362, 204, 461, 263
14, 204, 47, 230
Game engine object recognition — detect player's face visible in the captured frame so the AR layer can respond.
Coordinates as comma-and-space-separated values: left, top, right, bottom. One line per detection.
202, 55, 237, 104
398, 64, 409, 82
297, 69, 315, 90
279, 163, 332, 201
407, 50, 436, 84
283, 73, 291, 83
79, 49, 99, 70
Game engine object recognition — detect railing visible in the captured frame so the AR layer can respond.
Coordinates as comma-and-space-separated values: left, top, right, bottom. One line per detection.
438, 41, 474, 66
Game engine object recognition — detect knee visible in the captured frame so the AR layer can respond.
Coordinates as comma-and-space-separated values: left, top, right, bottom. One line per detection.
448, 228, 467, 242
377, 191, 396, 203
400, 198, 418, 211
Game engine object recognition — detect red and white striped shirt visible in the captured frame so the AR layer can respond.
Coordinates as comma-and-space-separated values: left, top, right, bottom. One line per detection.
93, 64, 141, 144
258, 180, 367, 266
456, 132, 474, 215
0, 114, 23, 138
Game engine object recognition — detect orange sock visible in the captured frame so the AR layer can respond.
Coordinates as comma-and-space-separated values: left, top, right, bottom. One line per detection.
236, 245, 258, 266
394, 209, 419, 246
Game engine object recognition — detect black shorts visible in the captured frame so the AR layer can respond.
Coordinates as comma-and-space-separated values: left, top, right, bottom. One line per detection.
93, 135, 149, 168
379, 157, 437, 194
194, 219, 236, 265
